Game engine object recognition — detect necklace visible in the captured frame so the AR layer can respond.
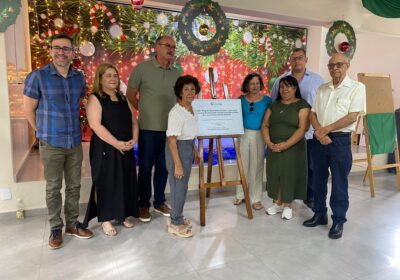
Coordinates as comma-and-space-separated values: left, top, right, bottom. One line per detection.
279, 104, 289, 114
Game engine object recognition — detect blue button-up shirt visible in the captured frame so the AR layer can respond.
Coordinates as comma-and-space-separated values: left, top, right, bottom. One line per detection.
24, 63, 86, 148
271, 69, 324, 139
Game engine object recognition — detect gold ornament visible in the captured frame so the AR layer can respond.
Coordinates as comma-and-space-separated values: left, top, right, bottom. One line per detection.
199, 24, 209, 36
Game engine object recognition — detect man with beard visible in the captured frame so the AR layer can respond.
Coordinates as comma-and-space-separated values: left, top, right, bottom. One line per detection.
126, 35, 180, 222
24, 34, 93, 249
303, 53, 366, 239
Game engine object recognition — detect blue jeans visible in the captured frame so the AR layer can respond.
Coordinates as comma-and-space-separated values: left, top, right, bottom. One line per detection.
310, 133, 352, 224
138, 130, 168, 208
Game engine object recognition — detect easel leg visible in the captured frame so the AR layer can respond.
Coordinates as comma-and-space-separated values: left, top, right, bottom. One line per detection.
364, 117, 375, 197
198, 139, 206, 226
234, 138, 253, 219
394, 141, 400, 191
206, 139, 214, 198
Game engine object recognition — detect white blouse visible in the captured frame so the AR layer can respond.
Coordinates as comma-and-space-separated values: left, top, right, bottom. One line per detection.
166, 103, 198, 140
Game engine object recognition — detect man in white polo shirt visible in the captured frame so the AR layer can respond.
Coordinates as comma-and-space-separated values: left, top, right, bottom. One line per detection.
302, 53, 366, 239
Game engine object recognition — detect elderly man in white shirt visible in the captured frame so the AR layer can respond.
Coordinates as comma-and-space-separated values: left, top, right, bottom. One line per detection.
302, 53, 366, 239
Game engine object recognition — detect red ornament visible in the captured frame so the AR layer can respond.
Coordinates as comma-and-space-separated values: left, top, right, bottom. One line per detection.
339, 41, 350, 52
131, 0, 144, 11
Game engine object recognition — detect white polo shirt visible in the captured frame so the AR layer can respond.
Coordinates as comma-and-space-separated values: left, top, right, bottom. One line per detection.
166, 103, 198, 140
312, 75, 366, 132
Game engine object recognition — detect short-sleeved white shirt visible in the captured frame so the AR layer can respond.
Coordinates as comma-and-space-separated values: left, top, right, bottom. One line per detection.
312, 75, 366, 132
166, 103, 198, 140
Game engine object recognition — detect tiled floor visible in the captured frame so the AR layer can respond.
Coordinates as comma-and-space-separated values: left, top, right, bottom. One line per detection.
1, 172, 400, 280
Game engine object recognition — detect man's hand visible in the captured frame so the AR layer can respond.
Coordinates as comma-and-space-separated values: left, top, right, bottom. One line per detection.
314, 127, 330, 140
319, 136, 332, 145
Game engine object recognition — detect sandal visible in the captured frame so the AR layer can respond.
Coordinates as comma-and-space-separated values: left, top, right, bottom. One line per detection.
102, 222, 117, 236
167, 224, 193, 238
252, 202, 264, 210
233, 198, 245, 206
122, 218, 135, 228
166, 218, 193, 229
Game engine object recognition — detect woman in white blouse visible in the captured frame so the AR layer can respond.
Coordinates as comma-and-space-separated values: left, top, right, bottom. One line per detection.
166, 75, 200, 238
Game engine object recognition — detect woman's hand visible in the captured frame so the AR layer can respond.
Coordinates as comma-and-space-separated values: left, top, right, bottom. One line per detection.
114, 140, 134, 154
174, 164, 184, 179
271, 141, 289, 152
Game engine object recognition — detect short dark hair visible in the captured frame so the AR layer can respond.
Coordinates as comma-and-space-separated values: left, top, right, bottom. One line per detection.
241, 73, 264, 93
156, 35, 174, 45
50, 33, 74, 46
174, 75, 201, 99
292, 48, 306, 56
277, 76, 302, 100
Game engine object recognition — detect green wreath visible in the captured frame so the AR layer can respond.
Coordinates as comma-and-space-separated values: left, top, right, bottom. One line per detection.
325, 20, 356, 60
0, 0, 21, 32
178, 0, 229, 56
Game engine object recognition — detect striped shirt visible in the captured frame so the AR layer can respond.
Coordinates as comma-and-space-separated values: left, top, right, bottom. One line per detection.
24, 63, 86, 148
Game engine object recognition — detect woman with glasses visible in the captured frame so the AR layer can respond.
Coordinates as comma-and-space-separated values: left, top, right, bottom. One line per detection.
261, 76, 310, 220
83, 63, 139, 236
234, 73, 272, 210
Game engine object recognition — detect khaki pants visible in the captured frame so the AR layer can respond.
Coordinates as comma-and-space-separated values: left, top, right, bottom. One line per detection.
236, 129, 265, 203
39, 141, 83, 230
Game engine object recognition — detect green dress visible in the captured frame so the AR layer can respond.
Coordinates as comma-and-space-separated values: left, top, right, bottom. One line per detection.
266, 99, 310, 203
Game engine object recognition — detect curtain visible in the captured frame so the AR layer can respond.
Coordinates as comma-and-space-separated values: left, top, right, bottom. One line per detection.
362, 0, 400, 18
366, 113, 396, 155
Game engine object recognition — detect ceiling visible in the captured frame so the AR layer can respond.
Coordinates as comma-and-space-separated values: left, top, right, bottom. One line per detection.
127, 0, 400, 36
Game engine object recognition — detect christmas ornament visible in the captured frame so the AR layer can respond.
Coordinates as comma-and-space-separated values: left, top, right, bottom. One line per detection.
109, 25, 124, 39
143, 22, 150, 29
89, 3, 127, 41
325, 20, 356, 59
90, 26, 98, 34
199, 24, 209, 36
174, 63, 183, 75
178, 0, 229, 56
156, 13, 169, 27
53, 18, 64, 29
251, 53, 257, 59
243, 31, 253, 44
295, 38, 302, 48
40, 13, 47, 19
79, 41, 95, 57
339, 41, 350, 52
131, 0, 144, 11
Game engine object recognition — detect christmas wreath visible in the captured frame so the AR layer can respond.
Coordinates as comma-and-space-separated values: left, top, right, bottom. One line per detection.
178, 0, 229, 56
325, 20, 356, 60
0, 0, 21, 32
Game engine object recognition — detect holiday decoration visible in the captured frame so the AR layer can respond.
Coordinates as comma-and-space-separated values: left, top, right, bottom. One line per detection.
268, 77, 278, 92
362, 0, 400, 18
156, 13, 169, 27
325, 20, 356, 59
0, 0, 21, 32
79, 41, 95, 57
53, 18, 64, 29
339, 41, 350, 52
199, 24, 209, 36
89, 3, 127, 41
243, 31, 253, 44
131, 0, 145, 11
178, 0, 230, 55
265, 36, 276, 65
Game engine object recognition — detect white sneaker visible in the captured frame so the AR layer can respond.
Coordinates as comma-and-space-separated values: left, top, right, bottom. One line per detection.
281, 207, 293, 220
266, 204, 284, 215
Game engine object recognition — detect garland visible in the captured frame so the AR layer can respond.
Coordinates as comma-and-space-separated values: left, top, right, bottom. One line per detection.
178, 0, 229, 56
325, 20, 356, 59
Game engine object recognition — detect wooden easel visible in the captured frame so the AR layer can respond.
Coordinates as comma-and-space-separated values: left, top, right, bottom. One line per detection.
197, 68, 253, 226
356, 73, 400, 197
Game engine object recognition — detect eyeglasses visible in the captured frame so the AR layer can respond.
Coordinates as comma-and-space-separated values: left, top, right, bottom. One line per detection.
249, 102, 254, 112
290, 55, 305, 62
50, 46, 74, 53
158, 43, 176, 50
327, 62, 348, 70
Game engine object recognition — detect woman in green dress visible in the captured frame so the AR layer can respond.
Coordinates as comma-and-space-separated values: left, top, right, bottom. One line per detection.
261, 76, 310, 220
